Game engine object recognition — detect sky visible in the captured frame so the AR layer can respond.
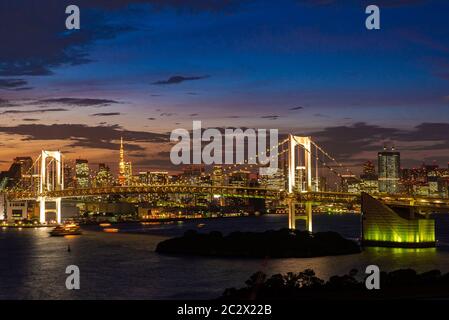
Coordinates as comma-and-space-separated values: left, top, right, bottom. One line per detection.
0, 0, 448, 173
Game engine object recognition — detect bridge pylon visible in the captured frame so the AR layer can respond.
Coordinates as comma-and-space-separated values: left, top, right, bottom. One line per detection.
286, 135, 313, 231
39, 151, 64, 224
287, 134, 312, 194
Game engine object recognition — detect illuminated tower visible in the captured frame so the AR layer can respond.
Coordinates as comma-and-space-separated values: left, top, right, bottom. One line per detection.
119, 137, 126, 185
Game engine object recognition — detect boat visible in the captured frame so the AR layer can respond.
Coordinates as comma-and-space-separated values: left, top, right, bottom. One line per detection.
49, 224, 82, 236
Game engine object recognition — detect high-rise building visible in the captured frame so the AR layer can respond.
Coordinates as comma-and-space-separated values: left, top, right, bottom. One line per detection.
378, 147, 400, 194
341, 174, 359, 193
360, 160, 378, 194
118, 137, 126, 185
64, 164, 75, 189
295, 166, 306, 192
362, 160, 376, 176
0, 157, 33, 189
96, 163, 113, 187
75, 159, 90, 188
124, 161, 133, 185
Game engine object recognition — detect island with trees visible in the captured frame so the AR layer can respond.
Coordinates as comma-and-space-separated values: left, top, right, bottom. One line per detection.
156, 229, 361, 258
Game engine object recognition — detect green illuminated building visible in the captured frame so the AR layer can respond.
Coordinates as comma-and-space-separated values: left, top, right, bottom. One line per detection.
361, 193, 435, 248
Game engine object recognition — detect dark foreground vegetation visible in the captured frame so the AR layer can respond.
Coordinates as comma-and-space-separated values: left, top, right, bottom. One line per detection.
156, 229, 360, 258
221, 268, 449, 299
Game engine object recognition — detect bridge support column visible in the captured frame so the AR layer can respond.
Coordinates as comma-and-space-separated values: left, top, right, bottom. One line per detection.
55, 198, 62, 224
39, 197, 46, 224
305, 201, 312, 232
287, 197, 296, 230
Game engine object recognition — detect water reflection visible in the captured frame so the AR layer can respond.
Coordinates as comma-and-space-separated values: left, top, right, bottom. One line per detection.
0, 214, 448, 299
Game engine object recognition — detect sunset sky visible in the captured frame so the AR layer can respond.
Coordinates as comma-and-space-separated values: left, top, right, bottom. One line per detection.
1, 0, 449, 173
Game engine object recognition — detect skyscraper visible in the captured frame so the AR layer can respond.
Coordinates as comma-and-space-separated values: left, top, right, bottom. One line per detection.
75, 159, 90, 188
378, 147, 400, 194
119, 137, 126, 185
0, 157, 33, 189
124, 161, 133, 185
64, 164, 75, 189
96, 163, 113, 187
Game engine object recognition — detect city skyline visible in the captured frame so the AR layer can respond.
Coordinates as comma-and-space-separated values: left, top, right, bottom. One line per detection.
1, 0, 449, 172
3, 1, 449, 305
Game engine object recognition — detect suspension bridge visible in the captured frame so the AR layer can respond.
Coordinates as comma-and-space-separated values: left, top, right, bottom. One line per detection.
2, 135, 449, 229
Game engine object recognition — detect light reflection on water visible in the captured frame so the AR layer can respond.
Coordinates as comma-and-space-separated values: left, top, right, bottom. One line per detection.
1, 214, 449, 300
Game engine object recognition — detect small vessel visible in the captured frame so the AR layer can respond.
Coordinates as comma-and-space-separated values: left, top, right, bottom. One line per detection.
99, 223, 111, 227
49, 224, 82, 236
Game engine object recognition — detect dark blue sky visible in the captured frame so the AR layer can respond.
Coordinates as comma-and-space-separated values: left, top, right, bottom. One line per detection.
0, 0, 448, 171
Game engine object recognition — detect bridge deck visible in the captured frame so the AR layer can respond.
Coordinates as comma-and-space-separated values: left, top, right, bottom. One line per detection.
3, 186, 449, 209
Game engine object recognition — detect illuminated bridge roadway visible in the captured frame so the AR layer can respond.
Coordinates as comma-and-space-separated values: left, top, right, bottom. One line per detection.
6, 185, 449, 210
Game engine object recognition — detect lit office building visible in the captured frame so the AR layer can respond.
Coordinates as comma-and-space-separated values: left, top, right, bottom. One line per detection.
295, 166, 306, 192
0, 157, 33, 189
64, 165, 75, 189
181, 164, 205, 184
75, 159, 90, 188
96, 163, 113, 187
139, 172, 149, 185
265, 170, 285, 191
148, 171, 169, 185
341, 174, 359, 193
378, 148, 400, 194
229, 170, 250, 187
212, 166, 224, 186
118, 137, 126, 185
360, 161, 378, 194
124, 162, 133, 185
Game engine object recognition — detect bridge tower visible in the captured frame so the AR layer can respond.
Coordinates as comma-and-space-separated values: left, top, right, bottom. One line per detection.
39, 151, 64, 224
287, 135, 313, 231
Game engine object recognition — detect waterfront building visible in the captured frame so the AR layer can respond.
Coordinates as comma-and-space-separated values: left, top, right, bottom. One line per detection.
5, 200, 28, 221
361, 193, 435, 248
378, 147, 400, 194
